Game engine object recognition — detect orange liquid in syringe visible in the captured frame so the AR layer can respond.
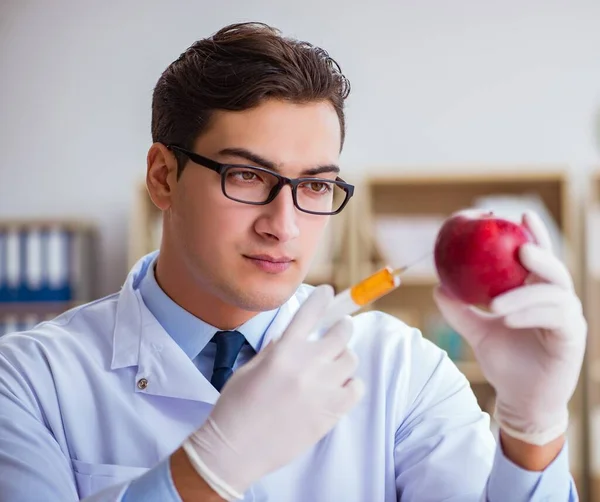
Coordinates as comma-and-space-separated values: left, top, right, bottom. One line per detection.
349, 266, 398, 306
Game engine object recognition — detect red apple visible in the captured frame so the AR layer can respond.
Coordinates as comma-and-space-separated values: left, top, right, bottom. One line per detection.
434, 209, 535, 306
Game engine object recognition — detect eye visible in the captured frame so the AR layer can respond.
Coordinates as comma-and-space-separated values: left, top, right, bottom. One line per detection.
306, 181, 332, 193
228, 169, 262, 183
237, 170, 258, 181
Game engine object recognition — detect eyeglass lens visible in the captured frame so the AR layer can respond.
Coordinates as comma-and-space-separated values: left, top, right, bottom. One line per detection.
223, 166, 346, 213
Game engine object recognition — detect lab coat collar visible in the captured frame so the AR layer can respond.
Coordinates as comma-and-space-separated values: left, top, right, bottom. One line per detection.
138, 254, 279, 358
111, 252, 309, 403
111, 252, 221, 402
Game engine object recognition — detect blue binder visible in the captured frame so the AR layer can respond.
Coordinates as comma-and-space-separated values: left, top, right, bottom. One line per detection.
0, 223, 89, 305
47, 228, 72, 302
24, 228, 44, 302
0, 230, 5, 303
18, 228, 29, 302
5, 229, 20, 302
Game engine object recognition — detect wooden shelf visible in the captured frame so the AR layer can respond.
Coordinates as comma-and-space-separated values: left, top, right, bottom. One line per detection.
589, 359, 600, 384
0, 219, 96, 232
583, 169, 600, 501
366, 168, 568, 186
360, 166, 576, 312
357, 167, 583, 449
358, 167, 589, 496
0, 218, 98, 330
128, 183, 160, 268
0, 302, 81, 315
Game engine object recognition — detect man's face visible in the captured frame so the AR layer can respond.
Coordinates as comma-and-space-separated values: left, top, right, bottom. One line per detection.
165, 99, 342, 312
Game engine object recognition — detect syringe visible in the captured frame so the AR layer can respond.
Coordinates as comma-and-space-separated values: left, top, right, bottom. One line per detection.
317, 253, 432, 332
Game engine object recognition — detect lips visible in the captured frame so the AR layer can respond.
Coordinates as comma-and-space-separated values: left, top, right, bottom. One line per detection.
244, 254, 294, 274
246, 254, 293, 263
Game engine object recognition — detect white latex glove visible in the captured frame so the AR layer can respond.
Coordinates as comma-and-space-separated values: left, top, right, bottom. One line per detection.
433, 210, 587, 446
182, 285, 365, 500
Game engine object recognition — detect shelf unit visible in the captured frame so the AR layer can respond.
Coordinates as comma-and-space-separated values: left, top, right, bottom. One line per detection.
0, 219, 97, 335
584, 170, 600, 500
355, 169, 585, 495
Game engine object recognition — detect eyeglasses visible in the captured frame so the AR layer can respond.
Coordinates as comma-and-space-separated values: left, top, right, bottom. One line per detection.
167, 145, 354, 215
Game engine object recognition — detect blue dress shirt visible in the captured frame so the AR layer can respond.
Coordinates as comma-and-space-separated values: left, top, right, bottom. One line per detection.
0, 252, 578, 501
136, 257, 279, 380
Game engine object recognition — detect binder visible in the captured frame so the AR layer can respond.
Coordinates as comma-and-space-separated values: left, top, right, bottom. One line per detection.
47, 226, 70, 302
0, 230, 5, 302
40, 228, 51, 301
25, 227, 44, 302
70, 228, 94, 302
6, 228, 20, 302
0, 221, 96, 312
18, 228, 29, 302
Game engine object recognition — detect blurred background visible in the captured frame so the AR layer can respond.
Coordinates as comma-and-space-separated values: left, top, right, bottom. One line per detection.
1, 0, 600, 499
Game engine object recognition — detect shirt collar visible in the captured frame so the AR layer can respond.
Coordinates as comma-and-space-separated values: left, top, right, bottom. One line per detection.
139, 256, 279, 359
111, 252, 309, 402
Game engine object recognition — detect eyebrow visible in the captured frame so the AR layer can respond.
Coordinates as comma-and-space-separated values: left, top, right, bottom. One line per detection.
217, 147, 340, 176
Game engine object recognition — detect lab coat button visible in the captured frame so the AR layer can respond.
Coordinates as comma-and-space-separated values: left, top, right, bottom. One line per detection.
137, 378, 148, 390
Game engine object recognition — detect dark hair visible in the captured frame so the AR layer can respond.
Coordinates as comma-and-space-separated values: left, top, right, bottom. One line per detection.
151, 22, 351, 176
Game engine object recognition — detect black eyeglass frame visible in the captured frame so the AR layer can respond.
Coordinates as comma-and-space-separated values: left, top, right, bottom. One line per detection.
167, 144, 354, 216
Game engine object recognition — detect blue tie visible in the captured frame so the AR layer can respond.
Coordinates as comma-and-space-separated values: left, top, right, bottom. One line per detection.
210, 330, 247, 391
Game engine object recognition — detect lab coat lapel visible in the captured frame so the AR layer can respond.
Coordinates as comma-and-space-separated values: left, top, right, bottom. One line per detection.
134, 298, 220, 404
112, 256, 315, 402
111, 255, 220, 404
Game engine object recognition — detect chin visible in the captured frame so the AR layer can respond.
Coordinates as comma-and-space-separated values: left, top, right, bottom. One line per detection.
227, 281, 300, 312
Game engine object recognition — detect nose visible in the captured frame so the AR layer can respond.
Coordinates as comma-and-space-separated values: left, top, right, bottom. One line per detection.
254, 185, 300, 243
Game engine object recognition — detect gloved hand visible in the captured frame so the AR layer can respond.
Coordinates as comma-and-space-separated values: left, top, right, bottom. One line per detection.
433, 210, 587, 446
182, 285, 364, 500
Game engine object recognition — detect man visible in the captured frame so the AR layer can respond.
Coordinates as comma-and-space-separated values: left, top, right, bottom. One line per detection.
0, 22, 586, 502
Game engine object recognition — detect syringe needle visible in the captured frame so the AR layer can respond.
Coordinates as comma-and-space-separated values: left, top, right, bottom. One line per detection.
315, 251, 434, 336
390, 266, 407, 276
391, 251, 433, 277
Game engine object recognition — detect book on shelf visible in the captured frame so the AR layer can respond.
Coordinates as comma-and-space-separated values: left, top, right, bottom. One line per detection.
0, 221, 97, 338
0, 222, 95, 304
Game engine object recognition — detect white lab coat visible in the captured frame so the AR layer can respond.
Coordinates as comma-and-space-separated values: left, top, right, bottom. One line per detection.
0, 253, 501, 502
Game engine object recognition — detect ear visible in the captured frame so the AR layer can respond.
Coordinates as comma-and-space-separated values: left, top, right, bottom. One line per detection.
146, 143, 178, 211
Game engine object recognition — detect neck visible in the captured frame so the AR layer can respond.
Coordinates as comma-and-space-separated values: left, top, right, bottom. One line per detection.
154, 243, 256, 331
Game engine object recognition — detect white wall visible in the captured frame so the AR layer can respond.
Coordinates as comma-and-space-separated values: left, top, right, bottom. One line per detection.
1, 0, 600, 296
